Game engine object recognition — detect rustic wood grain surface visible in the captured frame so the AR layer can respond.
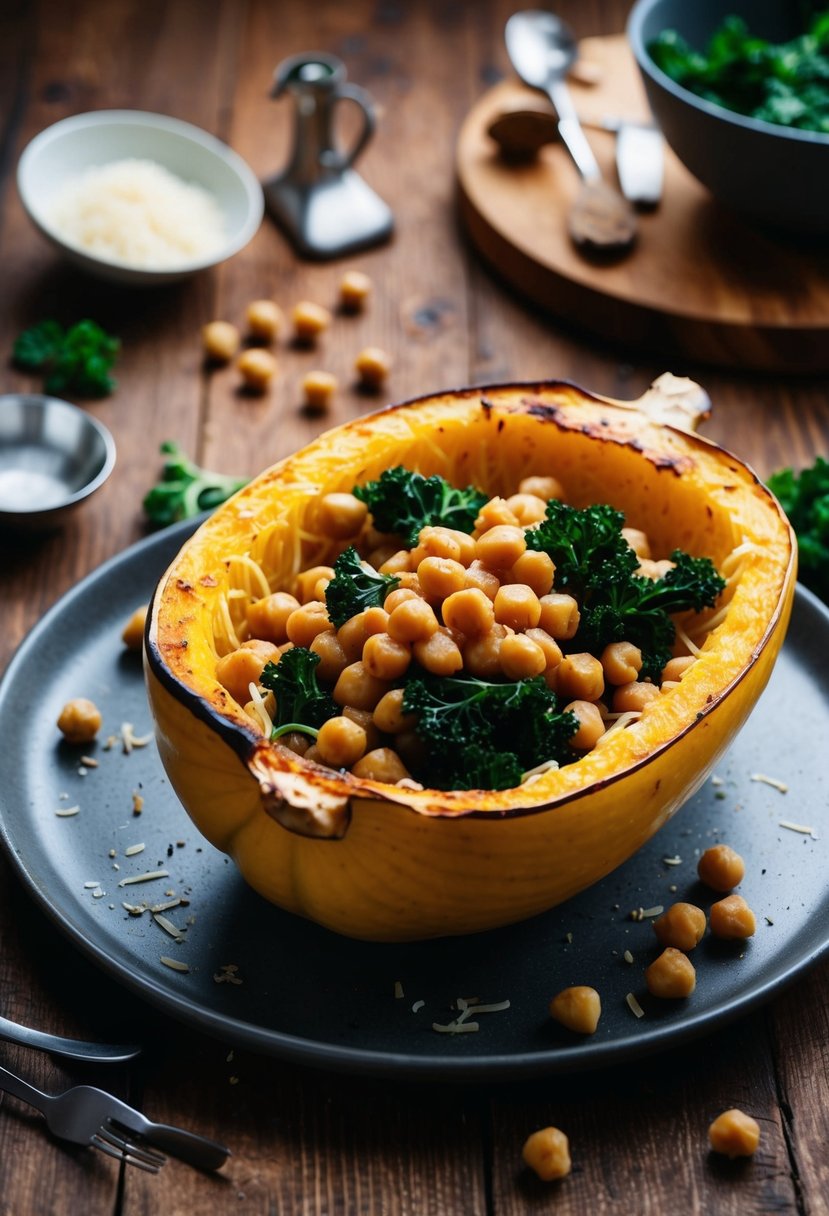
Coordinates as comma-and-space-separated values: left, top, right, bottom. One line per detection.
0, 2, 827, 1214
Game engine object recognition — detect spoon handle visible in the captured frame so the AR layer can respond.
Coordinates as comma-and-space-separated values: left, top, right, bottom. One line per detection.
0, 1014, 141, 1064
547, 78, 601, 182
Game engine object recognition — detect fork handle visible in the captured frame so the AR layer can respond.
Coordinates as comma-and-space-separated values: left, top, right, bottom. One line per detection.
140, 1122, 230, 1171
0, 1063, 49, 1112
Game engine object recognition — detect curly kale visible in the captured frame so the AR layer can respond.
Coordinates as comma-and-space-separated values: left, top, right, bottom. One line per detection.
260, 648, 338, 738
324, 546, 400, 628
143, 442, 248, 527
402, 674, 578, 791
353, 466, 488, 546
527, 501, 725, 680
768, 456, 829, 603
14, 318, 120, 397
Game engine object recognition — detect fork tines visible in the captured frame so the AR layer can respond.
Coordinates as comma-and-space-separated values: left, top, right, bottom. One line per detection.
92, 1123, 167, 1173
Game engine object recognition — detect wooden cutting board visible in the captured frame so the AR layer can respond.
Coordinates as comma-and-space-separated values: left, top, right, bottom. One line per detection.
457, 35, 829, 373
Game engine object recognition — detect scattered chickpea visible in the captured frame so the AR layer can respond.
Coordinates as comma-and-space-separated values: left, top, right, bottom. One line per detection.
653, 903, 707, 952
317, 492, 367, 539
237, 347, 277, 392
351, 747, 410, 783
333, 661, 390, 711
215, 640, 279, 705
475, 524, 526, 570
309, 630, 349, 683
522, 1127, 572, 1182
621, 526, 651, 560
292, 300, 332, 343
247, 592, 301, 644
645, 947, 696, 998
121, 604, 148, 651
441, 587, 494, 638
709, 894, 756, 940
612, 680, 660, 713
662, 655, 696, 682
494, 583, 541, 631
245, 299, 283, 342
474, 497, 519, 534
708, 1109, 761, 1158
508, 550, 555, 597
464, 560, 500, 601
355, 346, 392, 388
555, 653, 605, 702
202, 320, 240, 363
388, 597, 440, 643
549, 985, 601, 1034
538, 593, 580, 640
637, 558, 676, 580
339, 270, 372, 312
285, 602, 332, 648
600, 641, 643, 686
337, 607, 390, 662
518, 474, 565, 502
302, 370, 338, 413
565, 700, 605, 750
362, 632, 412, 680
463, 629, 506, 679
417, 555, 468, 602
295, 565, 336, 604
412, 628, 463, 676
57, 698, 102, 744
499, 632, 546, 679
373, 688, 416, 735
316, 715, 367, 768
504, 492, 547, 525
698, 844, 745, 893
342, 705, 382, 753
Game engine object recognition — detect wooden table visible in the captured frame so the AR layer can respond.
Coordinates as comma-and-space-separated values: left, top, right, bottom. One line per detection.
1, 2, 827, 1212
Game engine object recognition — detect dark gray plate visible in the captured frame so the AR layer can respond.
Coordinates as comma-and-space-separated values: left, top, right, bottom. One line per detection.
0, 519, 827, 1081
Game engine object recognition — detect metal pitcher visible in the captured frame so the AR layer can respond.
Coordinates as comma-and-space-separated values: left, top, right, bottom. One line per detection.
263, 52, 394, 260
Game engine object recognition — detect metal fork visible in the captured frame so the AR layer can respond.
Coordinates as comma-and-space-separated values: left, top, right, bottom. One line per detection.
0, 1063, 229, 1171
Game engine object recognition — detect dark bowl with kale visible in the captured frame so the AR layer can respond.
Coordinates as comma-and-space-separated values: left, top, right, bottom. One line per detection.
629, 0, 829, 233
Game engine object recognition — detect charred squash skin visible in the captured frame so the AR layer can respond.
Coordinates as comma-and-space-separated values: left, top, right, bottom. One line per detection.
145, 382, 795, 941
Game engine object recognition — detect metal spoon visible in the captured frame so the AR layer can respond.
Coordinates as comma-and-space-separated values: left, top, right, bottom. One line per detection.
505, 9, 637, 255
0, 1013, 141, 1064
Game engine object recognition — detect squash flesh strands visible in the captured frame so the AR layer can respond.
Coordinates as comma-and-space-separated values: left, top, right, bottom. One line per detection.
146, 382, 795, 941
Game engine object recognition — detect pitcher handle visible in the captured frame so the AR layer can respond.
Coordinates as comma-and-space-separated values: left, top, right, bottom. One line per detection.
322, 82, 376, 171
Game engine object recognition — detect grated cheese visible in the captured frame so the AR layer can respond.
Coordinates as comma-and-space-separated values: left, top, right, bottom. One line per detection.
55, 805, 80, 817
779, 820, 818, 838
160, 955, 190, 973
626, 993, 645, 1019
117, 869, 170, 887
751, 773, 789, 794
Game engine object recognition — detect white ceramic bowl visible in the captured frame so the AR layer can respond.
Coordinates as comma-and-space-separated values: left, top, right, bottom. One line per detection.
17, 110, 264, 285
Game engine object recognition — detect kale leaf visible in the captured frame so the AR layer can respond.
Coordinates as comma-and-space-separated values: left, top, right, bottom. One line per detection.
525, 500, 638, 594
143, 441, 248, 527
353, 466, 488, 546
402, 674, 578, 791
260, 647, 338, 736
768, 456, 829, 603
14, 319, 120, 396
324, 546, 400, 628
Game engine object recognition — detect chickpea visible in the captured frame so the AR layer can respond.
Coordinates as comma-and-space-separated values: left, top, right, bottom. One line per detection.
417, 556, 467, 602
612, 680, 660, 713
499, 632, 546, 679
303, 743, 325, 766
292, 300, 331, 343
525, 627, 563, 672
708, 1109, 761, 1159
565, 700, 605, 750
411, 526, 461, 565
621, 526, 651, 560
384, 587, 420, 612
662, 655, 696, 683
441, 588, 495, 638
367, 544, 399, 570
57, 698, 102, 744
246, 591, 300, 644
645, 947, 696, 998
373, 688, 416, 734
302, 370, 338, 413
473, 497, 519, 533
507, 550, 554, 597
555, 653, 605, 702
215, 641, 279, 705
343, 705, 382, 752
237, 347, 277, 392
464, 560, 500, 601
202, 319, 241, 363
333, 661, 390, 711
339, 269, 372, 312
363, 632, 411, 680
355, 346, 392, 388
521, 1127, 571, 1182
505, 492, 547, 525
313, 575, 332, 602
637, 558, 675, 580
463, 628, 505, 679
379, 550, 412, 576
697, 844, 745, 893
337, 606, 390, 662
310, 630, 349, 682
601, 641, 643, 686
286, 601, 332, 648
245, 298, 283, 342
413, 628, 463, 676
395, 729, 428, 771
316, 716, 367, 768
538, 593, 580, 640
653, 903, 707, 952
709, 894, 756, 940
121, 604, 148, 651
494, 583, 541, 631
549, 985, 601, 1034
387, 597, 439, 643
317, 492, 368, 539
295, 565, 336, 604
475, 524, 526, 570
351, 747, 410, 782
280, 730, 311, 756
518, 474, 565, 502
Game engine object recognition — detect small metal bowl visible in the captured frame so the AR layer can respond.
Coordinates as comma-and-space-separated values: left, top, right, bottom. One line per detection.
0, 394, 116, 531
